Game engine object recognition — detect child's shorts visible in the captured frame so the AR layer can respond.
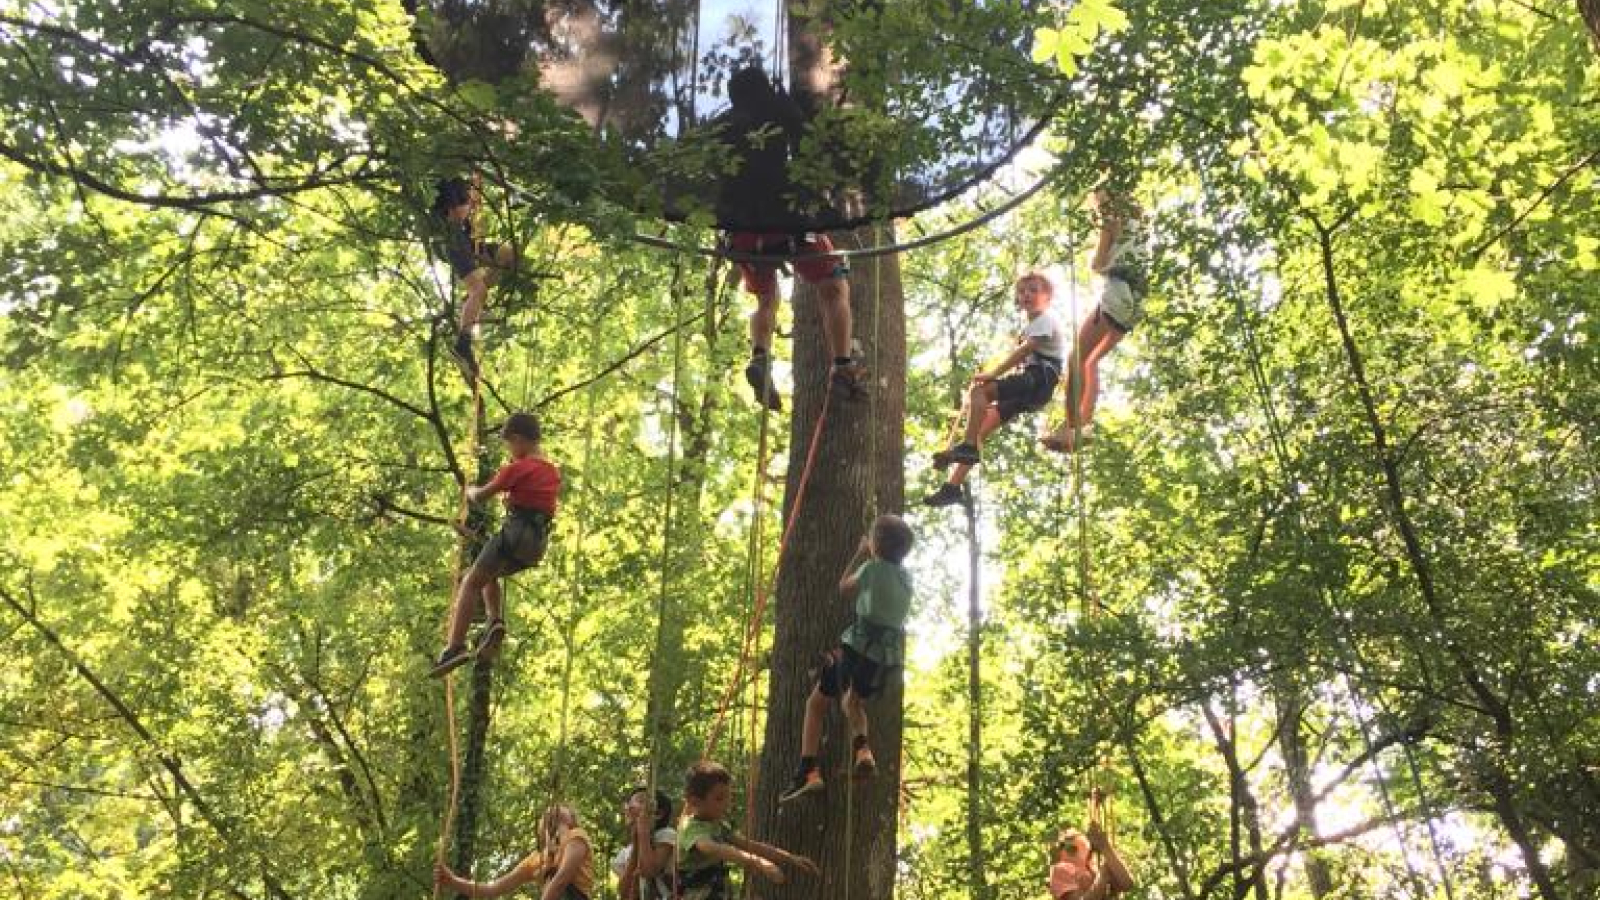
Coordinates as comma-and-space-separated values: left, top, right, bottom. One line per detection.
730, 232, 850, 295
816, 645, 894, 700
447, 237, 509, 280
1099, 276, 1146, 333
471, 508, 552, 578
994, 363, 1060, 423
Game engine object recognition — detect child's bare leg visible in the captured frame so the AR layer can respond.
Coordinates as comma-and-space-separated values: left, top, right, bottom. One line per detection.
749, 278, 780, 353
1077, 329, 1124, 425
961, 382, 1000, 446
816, 277, 853, 363
842, 689, 869, 741
481, 578, 503, 623
446, 568, 489, 649
800, 684, 829, 758
458, 271, 489, 334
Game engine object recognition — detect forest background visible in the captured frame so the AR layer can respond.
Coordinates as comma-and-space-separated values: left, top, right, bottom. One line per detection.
1, 2, 1597, 900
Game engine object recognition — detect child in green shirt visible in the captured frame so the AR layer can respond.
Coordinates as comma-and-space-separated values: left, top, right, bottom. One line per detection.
676, 762, 818, 900
779, 514, 915, 803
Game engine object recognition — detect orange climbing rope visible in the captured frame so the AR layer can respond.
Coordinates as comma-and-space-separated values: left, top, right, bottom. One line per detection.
704, 376, 837, 760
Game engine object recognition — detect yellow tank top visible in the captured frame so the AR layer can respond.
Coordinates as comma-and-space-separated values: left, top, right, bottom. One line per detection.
517, 827, 595, 899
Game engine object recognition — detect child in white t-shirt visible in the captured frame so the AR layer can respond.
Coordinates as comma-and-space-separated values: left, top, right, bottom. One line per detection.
926, 272, 1066, 507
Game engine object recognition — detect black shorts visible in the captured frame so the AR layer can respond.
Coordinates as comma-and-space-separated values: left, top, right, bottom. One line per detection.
994, 364, 1059, 423
470, 509, 552, 578
816, 645, 892, 700
447, 238, 507, 280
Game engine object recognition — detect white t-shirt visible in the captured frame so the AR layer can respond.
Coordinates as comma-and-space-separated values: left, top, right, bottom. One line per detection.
1022, 309, 1066, 362
611, 826, 678, 900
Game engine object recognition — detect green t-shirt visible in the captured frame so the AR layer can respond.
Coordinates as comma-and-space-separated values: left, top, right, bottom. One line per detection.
678, 816, 737, 874
840, 559, 913, 666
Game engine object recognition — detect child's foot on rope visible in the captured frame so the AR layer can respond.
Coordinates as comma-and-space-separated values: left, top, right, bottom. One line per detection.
428, 644, 472, 678
1040, 423, 1094, 454
852, 745, 877, 779
474, 618, 506, 660
744, 355, 783, 412
778, 768, 825, 804
922, 482, 969, 508
829, 360, 869, 401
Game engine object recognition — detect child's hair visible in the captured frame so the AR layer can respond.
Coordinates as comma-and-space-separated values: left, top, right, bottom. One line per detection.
1016, 271, 1055, 295
542, 804, 578, 842
1052, 827, 1088, 861
630, 787, 674, 831
871, 514, 915, 564
501, 412, 541, 443
727, 65, 777, 111
685, 761, 733, 800
433, 176, 472, 218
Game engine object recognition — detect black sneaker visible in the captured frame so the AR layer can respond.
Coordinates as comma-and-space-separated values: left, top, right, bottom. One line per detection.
829, 361, 869, 401
778, 769, 825, 804
947, 442, 980, 465
744, 357, 782, 412
931, 448, 956, 469
923, 483, 967, 508
428, 645, 472, 678
474, 618, 506, 659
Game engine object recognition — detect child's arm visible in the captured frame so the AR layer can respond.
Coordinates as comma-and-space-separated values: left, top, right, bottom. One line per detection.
632, 815, 671, 879
976, 338, 1044, 382
838, 534, 872, 598
1089, 209, 1124, 275
538, 837, 590, 900
727, 834, 821, 879
434, 861, 538, 899
691, 837, 785, 883
466, 465, 517, 504
1088, 823, 1135, 894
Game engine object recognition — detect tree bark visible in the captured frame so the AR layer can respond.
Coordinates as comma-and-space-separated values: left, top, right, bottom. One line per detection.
1274, 689, 1333, 899
752, 227, 907, 900
1581, 0, 1600, 52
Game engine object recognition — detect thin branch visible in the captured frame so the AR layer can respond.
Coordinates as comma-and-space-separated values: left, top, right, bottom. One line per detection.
1469, 145, 1600, 260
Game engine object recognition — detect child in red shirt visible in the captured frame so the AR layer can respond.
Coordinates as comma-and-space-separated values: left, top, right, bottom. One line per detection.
430, 412, 560, 677
1048, 822, 1134, 900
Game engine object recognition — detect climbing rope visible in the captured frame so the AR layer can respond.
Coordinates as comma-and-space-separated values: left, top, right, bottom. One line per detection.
434, 335, 486, 899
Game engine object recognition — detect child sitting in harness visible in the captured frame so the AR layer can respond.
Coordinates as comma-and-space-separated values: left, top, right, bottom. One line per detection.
1041, 185, 1151, 453
430, 411, 559, 678
711, 65, 867, 410
779, 514, 914, 802
677, 761, 818, 900
925, 272, 1066, 507
1048, 820, 1135, 900
435, 805, 594, 900
432, 173, 518, 376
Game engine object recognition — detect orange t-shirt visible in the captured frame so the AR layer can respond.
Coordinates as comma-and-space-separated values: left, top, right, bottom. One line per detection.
487, 455, 561, 514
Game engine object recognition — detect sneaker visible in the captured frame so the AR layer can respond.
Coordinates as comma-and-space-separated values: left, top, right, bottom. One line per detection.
428, 645, 472, 678
744, 357, 782, 412
474, 618, 506, 659
829, 361, 869, 401
778, 769, 825, 804
946, 442, 980, 466
853, 745, 877, 779
923, 482, 968, 508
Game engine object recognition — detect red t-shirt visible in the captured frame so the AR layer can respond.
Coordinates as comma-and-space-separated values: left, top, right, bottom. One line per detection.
486, 455, 561, 515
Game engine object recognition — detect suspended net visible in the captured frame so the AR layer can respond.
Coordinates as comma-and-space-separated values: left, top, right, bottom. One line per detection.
413, 0, 1052, 232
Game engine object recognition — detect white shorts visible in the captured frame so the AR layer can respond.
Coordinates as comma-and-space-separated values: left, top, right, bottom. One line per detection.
1099, 277, 1146, 332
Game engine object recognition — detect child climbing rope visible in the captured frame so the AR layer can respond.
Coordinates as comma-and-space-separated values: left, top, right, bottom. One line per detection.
712, 65, 866, 410
924, 272, 1066, 507
432, 173, 519, 377
1041, 186, 1151, 453
611, 787, 676, 900
435, 805, 594, 900
678, 761, 818, 899
1048, 820, 1135, 900
430, 412, 559, 678
778, 514, 915, 803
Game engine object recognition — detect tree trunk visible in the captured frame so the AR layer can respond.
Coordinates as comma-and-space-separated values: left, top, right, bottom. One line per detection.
1275, 689, 1334, 899
1581, 0, 1600, 52
752, 228, 907, 900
